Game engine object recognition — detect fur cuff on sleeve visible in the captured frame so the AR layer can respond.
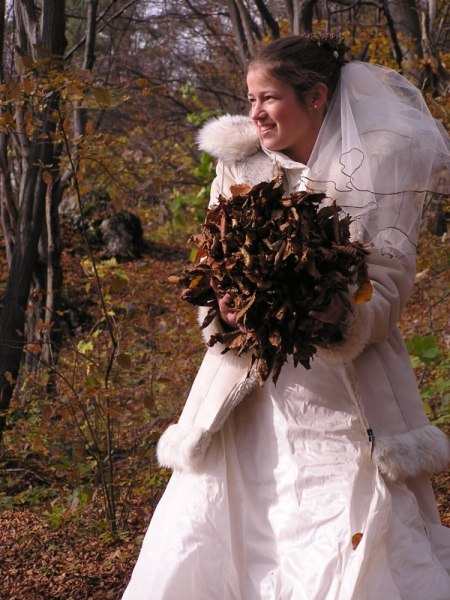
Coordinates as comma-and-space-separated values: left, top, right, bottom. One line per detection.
373, 425, 450, 481
157, 424, 212, 472
156, 360, 259, 472
316, 301, 373, 363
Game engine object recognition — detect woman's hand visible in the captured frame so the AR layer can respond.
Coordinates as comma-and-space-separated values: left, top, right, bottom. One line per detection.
210, 279, 243, 331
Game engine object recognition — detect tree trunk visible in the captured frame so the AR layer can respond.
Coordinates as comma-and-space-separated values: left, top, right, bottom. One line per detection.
286, 0, 317, 33
74, 0, 98, 136
254, 0, 280, 38
418, 0, 449, 94
0, 0, 18, 266
227, 0, 250, 65
0, 123, 53, 433
0, 0, 67, 440
383, 0, 423, 85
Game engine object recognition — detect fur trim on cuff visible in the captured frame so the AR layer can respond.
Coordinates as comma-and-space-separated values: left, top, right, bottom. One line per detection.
197, 115, 260, 164
316, 301, 372, 363
156, 363, 259, 472
157, 424, 212, 472
373, 425, 450, 482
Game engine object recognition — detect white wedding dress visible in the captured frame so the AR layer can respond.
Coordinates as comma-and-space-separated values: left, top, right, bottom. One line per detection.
122, 356, 450, 600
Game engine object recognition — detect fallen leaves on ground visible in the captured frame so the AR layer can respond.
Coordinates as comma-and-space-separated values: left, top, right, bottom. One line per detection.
0, 223, 448, 599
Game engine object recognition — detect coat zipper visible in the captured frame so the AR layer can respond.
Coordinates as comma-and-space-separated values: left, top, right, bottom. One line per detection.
343, 363, 375, 456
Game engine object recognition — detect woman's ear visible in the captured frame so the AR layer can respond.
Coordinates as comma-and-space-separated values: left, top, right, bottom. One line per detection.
305, 83, 329, 112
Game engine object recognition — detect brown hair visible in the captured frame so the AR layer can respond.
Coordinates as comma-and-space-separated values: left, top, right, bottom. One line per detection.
249, 33, 349, 102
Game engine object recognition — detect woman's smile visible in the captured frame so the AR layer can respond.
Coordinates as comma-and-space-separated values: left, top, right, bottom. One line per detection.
260, 123, 276, 136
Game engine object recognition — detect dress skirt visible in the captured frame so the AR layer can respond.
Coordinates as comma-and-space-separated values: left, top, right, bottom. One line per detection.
122, 357, 450, 600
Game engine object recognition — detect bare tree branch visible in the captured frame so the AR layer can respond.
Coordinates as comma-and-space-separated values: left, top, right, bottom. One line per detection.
383, 0, 423, 84
226, 0, 252, 65
382, 0, 404, 70
65, 0, 140, 62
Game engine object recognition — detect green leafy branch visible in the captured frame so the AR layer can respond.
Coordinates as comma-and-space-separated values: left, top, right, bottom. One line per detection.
407, 334, 450, 425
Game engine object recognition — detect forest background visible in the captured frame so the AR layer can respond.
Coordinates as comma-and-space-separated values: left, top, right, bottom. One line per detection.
0, 1, 448, 598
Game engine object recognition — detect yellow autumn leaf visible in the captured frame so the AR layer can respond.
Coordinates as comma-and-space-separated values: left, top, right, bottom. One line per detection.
4, 371, 15, 384
24, 342, 42, 355
19, 55, 35, 69
353, 281, 373, 305
230, 183, 251, 196
189, 275, 203, 288
92, 87, 111, 105
351, 532, 364, 550
42, 170, 53, 185
0, 113, 14, 127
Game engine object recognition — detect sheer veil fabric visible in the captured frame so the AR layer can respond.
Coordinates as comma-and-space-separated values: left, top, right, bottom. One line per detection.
305, 62, 450, 257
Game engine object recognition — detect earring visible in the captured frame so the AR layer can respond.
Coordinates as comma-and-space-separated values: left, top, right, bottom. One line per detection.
313, 104, 318, 109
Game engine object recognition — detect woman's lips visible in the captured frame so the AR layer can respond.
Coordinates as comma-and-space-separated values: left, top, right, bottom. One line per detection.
260, 124, 275, 136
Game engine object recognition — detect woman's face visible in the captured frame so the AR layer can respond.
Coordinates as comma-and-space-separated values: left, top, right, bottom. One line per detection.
247, 67, 324, 164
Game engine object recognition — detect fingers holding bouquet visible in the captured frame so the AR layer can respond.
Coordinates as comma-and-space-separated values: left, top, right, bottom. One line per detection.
210, 278, 246, 332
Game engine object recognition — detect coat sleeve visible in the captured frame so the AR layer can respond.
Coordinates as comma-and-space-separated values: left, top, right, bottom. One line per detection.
317, 131, 421, 362
316, 249, 416, 362
365, 250, 416, 342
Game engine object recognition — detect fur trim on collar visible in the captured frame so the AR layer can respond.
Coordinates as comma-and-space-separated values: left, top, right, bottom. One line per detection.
197, 114, 260, 164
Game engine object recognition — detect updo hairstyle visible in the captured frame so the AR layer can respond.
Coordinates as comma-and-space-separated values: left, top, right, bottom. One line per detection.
248, 33, 349, 103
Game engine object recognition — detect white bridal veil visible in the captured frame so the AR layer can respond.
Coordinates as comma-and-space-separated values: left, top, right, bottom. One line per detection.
307, 61, 450, 257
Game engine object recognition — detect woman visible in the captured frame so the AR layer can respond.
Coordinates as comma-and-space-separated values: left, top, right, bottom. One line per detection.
123, 34, 450, 599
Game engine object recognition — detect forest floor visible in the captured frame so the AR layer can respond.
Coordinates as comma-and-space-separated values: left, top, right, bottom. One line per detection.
0, 215, 449, 600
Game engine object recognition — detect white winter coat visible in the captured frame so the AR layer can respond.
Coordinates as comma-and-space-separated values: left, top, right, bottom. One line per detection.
157, 115, 450, 525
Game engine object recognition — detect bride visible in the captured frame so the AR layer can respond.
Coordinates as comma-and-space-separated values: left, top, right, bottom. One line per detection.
123, 34, 450, 600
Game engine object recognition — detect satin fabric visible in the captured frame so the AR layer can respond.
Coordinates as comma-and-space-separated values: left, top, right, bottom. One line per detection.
122, 358, 450, 599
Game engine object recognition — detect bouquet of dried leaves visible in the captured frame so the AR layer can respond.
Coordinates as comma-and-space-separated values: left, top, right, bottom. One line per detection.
171, 179, 372, 384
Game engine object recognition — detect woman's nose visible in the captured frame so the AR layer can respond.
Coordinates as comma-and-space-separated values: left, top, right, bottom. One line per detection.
251, 103, 266, 121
